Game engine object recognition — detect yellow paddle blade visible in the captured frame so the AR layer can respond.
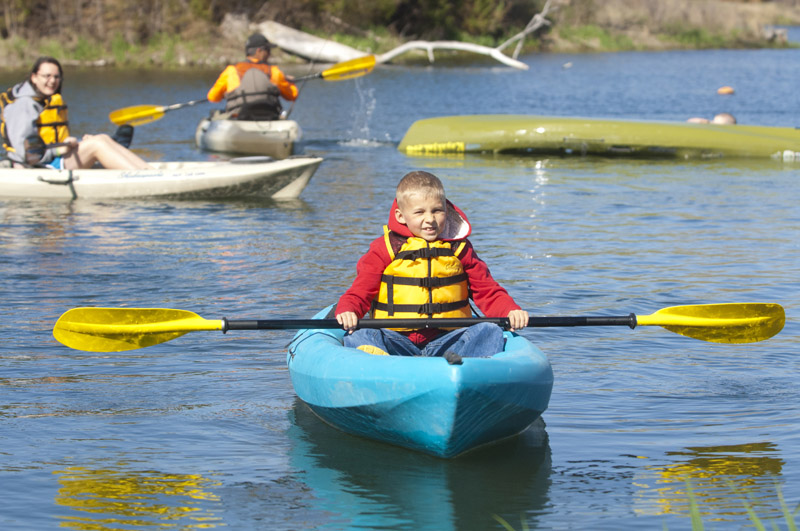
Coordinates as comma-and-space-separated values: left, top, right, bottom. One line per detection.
635, 303, 784, 344
53, 308, 223, 352
109, 105, 165, 126
320, 55, 376, 81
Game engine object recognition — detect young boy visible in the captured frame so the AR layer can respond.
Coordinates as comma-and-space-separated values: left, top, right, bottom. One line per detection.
335, 170, 528, 363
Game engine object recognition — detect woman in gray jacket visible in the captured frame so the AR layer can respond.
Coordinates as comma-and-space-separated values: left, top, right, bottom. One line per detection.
1, 56, 151, 169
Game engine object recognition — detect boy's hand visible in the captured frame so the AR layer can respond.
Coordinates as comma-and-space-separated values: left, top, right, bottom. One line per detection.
336, 311, 359, 333
507, 309, 529, 331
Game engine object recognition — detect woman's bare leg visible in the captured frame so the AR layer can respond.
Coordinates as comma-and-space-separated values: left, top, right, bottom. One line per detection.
63, 134, 152, 170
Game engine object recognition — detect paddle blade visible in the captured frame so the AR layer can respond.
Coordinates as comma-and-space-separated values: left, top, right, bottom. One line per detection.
320, 54, 376, 81
54, 308, 222, 352
636, 303, 785, 343
109, 105, 165, 126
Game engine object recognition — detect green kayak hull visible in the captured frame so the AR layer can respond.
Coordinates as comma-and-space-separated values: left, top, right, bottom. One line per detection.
398, 114, 800, 160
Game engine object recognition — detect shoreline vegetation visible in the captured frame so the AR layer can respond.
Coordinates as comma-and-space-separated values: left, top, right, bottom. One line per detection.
0, 0, 799, 71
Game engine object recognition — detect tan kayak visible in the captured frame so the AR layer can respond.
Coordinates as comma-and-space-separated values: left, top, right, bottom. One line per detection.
195, 112, 301, 158
0, 156, 322, 200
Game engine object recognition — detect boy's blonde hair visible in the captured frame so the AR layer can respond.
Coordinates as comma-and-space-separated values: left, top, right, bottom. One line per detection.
396, 171, 446, 207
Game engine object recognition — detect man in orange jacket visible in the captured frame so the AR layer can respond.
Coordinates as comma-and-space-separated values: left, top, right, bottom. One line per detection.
207, 33, 298, 121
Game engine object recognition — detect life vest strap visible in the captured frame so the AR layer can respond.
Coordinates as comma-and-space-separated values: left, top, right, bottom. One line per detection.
239, 89, 279, 100
372, 300, 469, 316
394, 246, 455, 261
35, 119, 68, 127
380, 272, 467, 288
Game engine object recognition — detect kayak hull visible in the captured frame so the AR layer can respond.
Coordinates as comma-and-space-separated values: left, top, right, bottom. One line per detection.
398, 114, 800, 160
195, 113, 300, 158
0, 156, 322, 200
287, 307, 554, 458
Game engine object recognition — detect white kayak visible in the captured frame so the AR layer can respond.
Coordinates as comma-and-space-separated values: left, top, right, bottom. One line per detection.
195, 112, 301, 158
0, 156, 322, 200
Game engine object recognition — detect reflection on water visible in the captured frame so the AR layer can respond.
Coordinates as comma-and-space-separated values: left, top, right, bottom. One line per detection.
2, 47, 799, 529
288, 400, 552, 530
54, 465, 222, 529
634, 442, 786, 521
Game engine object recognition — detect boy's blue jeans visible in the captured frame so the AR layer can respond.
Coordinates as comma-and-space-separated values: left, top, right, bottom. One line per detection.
343, 322, 505, 357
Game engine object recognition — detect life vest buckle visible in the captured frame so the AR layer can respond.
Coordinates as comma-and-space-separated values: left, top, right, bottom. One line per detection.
418, 303, 441, 315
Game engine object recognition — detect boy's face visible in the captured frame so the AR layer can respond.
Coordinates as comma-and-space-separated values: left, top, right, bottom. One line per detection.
395, 192, 447, 242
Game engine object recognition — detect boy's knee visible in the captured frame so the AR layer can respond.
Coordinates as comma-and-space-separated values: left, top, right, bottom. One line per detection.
342, 328, 376, 348
472, 322, 503, 334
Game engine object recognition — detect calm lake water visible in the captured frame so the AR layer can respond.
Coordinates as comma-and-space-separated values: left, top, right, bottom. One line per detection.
1, 45, 799, 530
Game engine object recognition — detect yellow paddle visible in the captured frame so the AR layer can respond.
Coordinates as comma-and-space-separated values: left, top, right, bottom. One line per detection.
108, 55, 377, 126
298, 54, 376, 82
108, 99, 208, 127
53, 303, 784, 353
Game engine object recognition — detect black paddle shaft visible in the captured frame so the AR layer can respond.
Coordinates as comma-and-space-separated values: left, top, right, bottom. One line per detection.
221, 314, 638, 332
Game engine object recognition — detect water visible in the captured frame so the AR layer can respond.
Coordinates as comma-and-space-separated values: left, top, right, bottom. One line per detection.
1, 45, 799, 530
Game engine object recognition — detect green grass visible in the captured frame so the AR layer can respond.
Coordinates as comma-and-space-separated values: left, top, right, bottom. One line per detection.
492, 479, 798, 530
557, 24, 637, 51
686, 480, 705, 531
661, 24, 729, 49
492, 513, 529, 531
2, 15, 795, 70
110, 32, 135, 65
722, 480, 799, 531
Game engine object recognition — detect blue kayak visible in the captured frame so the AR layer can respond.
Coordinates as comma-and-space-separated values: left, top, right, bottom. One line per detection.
287, 307, 554, 458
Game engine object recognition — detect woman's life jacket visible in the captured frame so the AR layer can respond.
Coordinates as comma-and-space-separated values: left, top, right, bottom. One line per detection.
224, 63, 282, 120
371, 226, 472, 330
0, 81, 69, 155
36, 93, 69, 145
0, 80, 69, 162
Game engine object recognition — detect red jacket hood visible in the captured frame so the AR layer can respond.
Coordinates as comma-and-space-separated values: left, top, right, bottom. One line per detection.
387, 198, 472, 240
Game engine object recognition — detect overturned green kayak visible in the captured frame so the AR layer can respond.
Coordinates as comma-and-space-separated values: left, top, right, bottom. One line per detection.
398, 114, 800, 160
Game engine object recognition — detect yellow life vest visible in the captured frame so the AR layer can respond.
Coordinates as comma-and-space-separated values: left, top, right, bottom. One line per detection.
37, 93, 69, 145
372, 226, 471, 329
0, 89, 69, 153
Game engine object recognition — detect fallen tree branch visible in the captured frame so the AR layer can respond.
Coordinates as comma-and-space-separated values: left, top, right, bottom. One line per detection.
376, 40, 529, 70
261, 0, 558, 70
496, 0, 556, 59
373, 0, 557, 70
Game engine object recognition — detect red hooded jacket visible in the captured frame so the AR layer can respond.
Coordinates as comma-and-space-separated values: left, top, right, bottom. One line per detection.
336, 199, 522, 345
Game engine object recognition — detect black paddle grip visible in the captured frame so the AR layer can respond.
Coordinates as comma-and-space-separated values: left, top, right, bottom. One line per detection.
221, 314, 638, 332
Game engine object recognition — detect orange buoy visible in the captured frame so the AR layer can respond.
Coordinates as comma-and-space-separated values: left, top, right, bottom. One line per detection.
717, 86, 735, 95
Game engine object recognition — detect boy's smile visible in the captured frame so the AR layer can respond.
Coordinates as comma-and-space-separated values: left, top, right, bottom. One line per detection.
395, 192, 447, 242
